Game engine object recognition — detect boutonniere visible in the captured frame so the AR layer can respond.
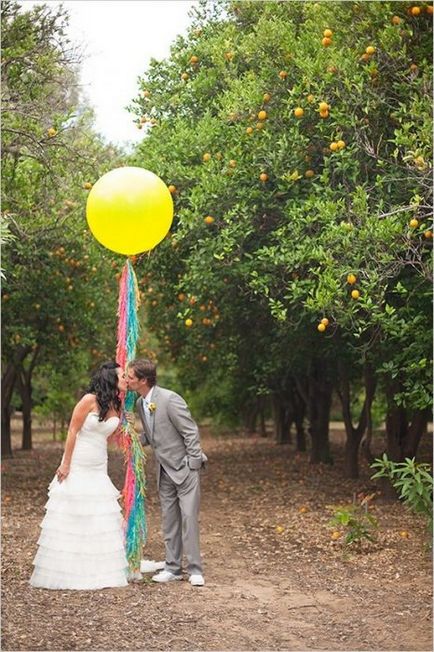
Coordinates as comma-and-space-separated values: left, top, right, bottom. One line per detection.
148, 402, 156, 414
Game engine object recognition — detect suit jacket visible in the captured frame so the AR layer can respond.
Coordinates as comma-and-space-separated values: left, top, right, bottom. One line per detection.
136, 385, 207, 486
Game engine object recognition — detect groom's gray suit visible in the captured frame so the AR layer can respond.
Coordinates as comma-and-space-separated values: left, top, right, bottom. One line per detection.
136, 385, 207, 577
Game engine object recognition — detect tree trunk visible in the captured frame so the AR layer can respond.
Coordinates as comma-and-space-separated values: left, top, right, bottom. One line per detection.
339, 362, 376, 479
293, 390, 307, 452
258, 398, 267, 438
17, 371, 32, 450
377, 381, 409, 501
308, 360, 333, 464
1, 406, 13, 458
1, 361, 16, 458
17, 346, 40, 451
1, 346, 32, 458
385, 382, 408, 461
404, 409, 430, 459
272, 396, 291, 444
242, 402, 257, 434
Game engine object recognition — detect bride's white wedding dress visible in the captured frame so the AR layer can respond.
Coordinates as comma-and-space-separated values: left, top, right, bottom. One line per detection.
30, 412, 128, 590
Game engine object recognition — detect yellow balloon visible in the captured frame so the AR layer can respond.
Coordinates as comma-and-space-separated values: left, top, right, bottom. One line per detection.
86, 166, 174, 255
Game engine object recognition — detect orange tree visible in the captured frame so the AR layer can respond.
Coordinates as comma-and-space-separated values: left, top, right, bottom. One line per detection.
1, 1, 124, 455
128, 0, 432, 476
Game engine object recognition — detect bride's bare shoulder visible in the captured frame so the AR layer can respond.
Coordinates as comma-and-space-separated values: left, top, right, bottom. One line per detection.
77, 393, 98, 411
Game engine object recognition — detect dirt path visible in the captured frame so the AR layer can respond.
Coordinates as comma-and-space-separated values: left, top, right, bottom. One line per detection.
2, 427, 432, 651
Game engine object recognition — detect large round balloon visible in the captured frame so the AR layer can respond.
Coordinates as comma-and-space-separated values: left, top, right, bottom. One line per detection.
86, 166, 174, 255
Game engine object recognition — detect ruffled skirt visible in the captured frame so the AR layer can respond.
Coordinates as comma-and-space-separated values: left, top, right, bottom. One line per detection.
30, 469, 128, 590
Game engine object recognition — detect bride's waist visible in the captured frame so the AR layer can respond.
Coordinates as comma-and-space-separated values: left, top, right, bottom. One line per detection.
72, 440, 107, 463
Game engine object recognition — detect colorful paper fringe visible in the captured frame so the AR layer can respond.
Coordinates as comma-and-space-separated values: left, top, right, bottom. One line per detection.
116, 259, 147, 572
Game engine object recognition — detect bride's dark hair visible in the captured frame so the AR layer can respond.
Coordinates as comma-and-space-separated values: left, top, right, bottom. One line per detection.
87, 361, 122, 422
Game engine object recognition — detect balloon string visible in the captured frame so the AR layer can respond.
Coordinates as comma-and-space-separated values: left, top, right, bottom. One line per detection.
116, 260, 147, 572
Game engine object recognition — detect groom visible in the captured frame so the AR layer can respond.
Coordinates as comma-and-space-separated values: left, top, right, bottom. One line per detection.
126, 359, 207, 587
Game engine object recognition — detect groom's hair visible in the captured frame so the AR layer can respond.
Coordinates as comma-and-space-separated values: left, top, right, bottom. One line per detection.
128, 359, 157, 387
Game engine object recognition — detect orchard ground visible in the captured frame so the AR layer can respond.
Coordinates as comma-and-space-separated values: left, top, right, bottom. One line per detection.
2, 417, 432, 652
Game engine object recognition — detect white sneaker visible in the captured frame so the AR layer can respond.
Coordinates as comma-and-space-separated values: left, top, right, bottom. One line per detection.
151, 570, 182, 583
140, 559, 165, 573
189, 574, 205, 586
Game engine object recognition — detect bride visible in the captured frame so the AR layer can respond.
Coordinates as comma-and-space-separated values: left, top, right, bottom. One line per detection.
30, 361, 129, 590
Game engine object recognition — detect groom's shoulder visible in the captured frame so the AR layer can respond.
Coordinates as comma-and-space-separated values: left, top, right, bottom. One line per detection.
156, 386, 175, 399
156, 386, 184, 402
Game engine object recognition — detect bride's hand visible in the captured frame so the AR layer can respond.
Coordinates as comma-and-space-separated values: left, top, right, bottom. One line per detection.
56, 462, 70, 483
124, 411, 136, 426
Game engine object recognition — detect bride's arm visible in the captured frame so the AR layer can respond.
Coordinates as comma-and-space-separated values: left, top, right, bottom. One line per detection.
56, 394, 95, 482
107, 420, 123, 447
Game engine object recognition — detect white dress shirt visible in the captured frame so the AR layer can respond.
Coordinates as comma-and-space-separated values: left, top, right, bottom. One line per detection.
142, 386, 154, 431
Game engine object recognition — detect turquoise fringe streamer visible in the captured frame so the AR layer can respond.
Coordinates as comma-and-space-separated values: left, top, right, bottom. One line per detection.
117, 259, 147, 572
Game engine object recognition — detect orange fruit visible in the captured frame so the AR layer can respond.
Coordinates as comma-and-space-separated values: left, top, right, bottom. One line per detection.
317, 323, 326, 332
391, 15, 401, 24
256, 122, 265, 130
203, 152, 211, 162
246, 126, 253, 135
411, 6, 421, 15
319, 109, 329, 118
360, 53, 370, 62
331, 531, 342, 541
321, 318, 329, 326
275, 526, 284, 534
330, 142, 339, 152
323, 28, 333, 38
181, 72, 189, 81
337, 140, 346, 150
168, 185, 177, 194
366, 45, 376, 55
263, 93, 271, 103
424, 230, 433, 238
258, 110, 267, 120
294, 107, 304, 118
229, 159, 237, 168
83, 182, 92, 190
47, 127, 57, 137
204, 216, 215, 224
185, 318, 193, 327
351, 289, 360, 299
278, 70, 288, 79
190, 55, 199, 64
322, 37, 332, 47
399, 530, 410, 538
305, 169, 315, 178
409, 218, 419, 228
259, 172, 269, 182
178, 293, 186, 301
319, 101, 329, 112
347, 273, 357, 285
426, 5, 433, 14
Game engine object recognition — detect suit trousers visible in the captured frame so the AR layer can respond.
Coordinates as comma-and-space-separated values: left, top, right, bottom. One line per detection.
159, 466, 203, 576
